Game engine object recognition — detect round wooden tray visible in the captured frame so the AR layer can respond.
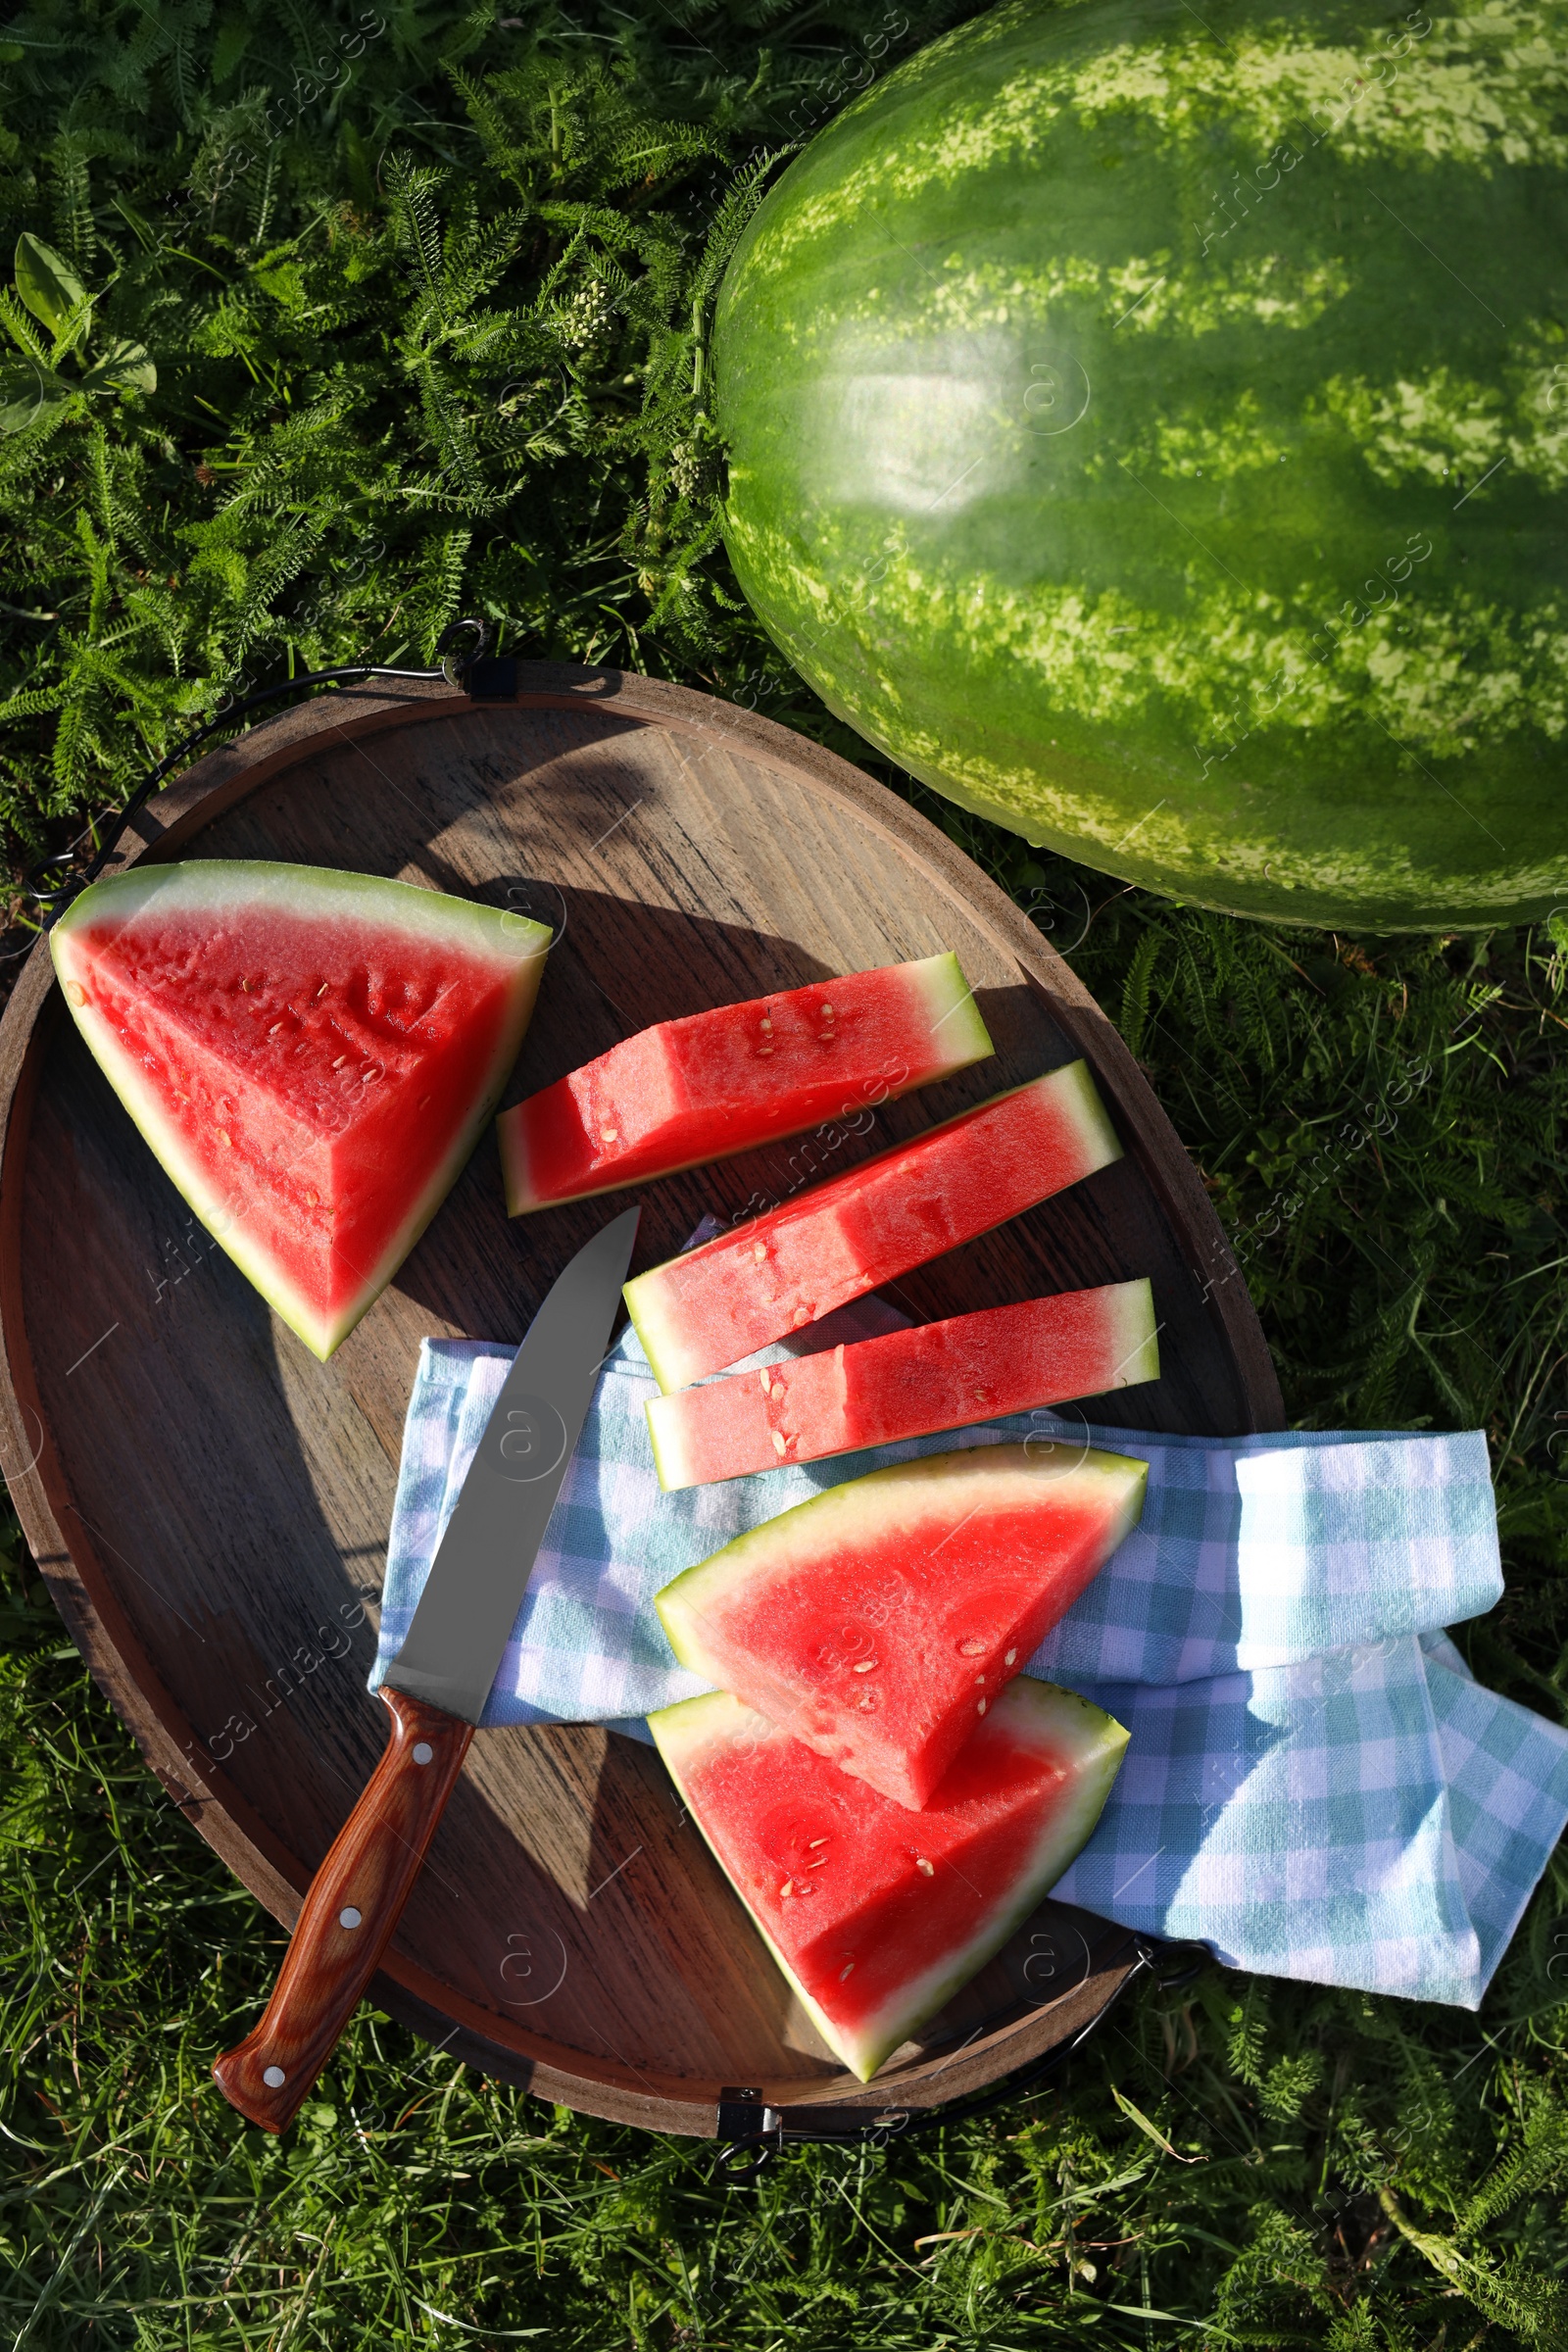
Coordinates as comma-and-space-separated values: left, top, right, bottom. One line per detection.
0, 663, 1282, 2135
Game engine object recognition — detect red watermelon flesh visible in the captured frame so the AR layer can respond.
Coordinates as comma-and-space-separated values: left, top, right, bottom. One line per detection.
646, 1279, 1158, 1490
656, 1442, 1146, 1810
51, 860, 551, 1358
623, 1060, 1122, 1392
648, 1676, 1128, 2081
497, 951, 993, 1213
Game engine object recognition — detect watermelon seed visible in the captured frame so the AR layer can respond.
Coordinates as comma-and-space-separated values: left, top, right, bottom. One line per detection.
779, 1879, 793, 1896
770, 1380, 785, 1399
1004, 1648, 1017, 1665
315, 982, 328, 998
915, 1858, 934, 1877
757, 1369, 771, 1395
808, 1838, 828, 1847
269, 1021, 282, 1035
757, 1043, 773, 1055
839, 1963, 855, 1981
305, 1189, 319, 1207
64, 980, 87, 1007
217, 1130, 232, 1149
791, 1307, 811, 1328
857, 1693, 876, 1711
752, 1242, 766, 1262
601, 1127, 618, 1142
771, 1431, 788, 1455
957, 1638, 986, 1656
977, 1697, 987, 1714
974, 1675, 986, 1687
808, 1857, 826, 1869
332, 1055, 347, 1069
759, 1017, 772, 1033
852, 1659, 876, 1673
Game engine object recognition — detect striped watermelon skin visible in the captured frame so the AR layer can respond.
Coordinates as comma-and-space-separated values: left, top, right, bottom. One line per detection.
714, 0, 1568, 931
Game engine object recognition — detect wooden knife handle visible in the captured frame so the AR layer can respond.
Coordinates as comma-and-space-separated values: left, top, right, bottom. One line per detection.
213, 1688, 473, 2132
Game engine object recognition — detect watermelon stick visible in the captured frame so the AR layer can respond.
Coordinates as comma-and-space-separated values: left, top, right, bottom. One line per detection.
623, 1059, 1122, 1392
645, 1279, 1159, 1491
497, 951, 993, 1213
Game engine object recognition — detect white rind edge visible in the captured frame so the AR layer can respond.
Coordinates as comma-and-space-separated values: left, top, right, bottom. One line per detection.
648, 1678, 1130, 2082
51, 860, 552, 1358
1109, 1275, 1160, 1388
623, 1057, 1123, 1393
913, 948, 995, 1073
654, 1442, 1149, 1690
499, 949, 994, 1217
1050, 1054, 1123, 1178
645, 1391, 692, 1492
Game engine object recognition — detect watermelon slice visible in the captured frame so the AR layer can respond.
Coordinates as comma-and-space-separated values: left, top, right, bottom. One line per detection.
656, 1441, 1146, 1810
51, 860, 551, 1359
497, 951, 993, 1214
623, 1059, 1122, 1393
649, 1676, 1128, 2081
646, 1279, 1158, 1491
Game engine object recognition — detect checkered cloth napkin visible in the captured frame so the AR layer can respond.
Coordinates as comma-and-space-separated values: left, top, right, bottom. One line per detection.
370, 1297, 1568, 2008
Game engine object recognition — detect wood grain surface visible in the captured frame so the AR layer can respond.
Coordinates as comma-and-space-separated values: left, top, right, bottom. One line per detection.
0, 664, 1282, 2133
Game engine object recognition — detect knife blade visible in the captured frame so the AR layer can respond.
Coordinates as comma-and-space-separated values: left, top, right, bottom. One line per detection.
213, 1204, 640, 2132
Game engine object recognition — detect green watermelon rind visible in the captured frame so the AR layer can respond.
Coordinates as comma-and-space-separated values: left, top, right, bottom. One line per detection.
654, 1441, 1148, 1780
624, 1058, 1123, 1395
51, 860, 552, 1359
648, 1676, 1130, 2082
712, 0, 1568, 931
497, 949, 995, 1216
644, 1275, 1160, 1492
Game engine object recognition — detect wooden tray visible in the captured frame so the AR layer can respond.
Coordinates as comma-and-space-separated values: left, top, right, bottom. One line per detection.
0, 663, 1282, 2135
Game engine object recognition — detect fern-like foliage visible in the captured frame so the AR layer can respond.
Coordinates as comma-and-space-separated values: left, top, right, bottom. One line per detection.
0, 0, 964, 879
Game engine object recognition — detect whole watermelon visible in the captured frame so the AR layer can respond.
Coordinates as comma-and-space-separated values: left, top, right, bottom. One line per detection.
713, 0, 1568, 930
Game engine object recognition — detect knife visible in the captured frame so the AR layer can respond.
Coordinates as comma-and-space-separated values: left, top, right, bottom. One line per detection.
212, 1204, 641, 2133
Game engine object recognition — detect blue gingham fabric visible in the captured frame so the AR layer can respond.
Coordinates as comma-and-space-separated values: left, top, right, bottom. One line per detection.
370, 1304, 1568, 2008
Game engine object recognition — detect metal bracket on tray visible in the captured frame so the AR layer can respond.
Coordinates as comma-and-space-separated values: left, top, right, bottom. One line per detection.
464, 657, 518, 700
712, 1935, 1209, 2179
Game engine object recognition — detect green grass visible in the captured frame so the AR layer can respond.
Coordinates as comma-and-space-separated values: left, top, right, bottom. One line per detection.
3, 3, 1568, 2343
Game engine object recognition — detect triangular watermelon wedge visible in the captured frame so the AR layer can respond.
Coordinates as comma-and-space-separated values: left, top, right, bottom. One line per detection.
657, 1442, 1146, 1809
51, 860, 552, 1358
649, 1676, 1129, 2082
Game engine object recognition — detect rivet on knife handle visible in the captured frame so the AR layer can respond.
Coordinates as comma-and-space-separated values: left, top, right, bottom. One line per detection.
212, 1689, 472, 2132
